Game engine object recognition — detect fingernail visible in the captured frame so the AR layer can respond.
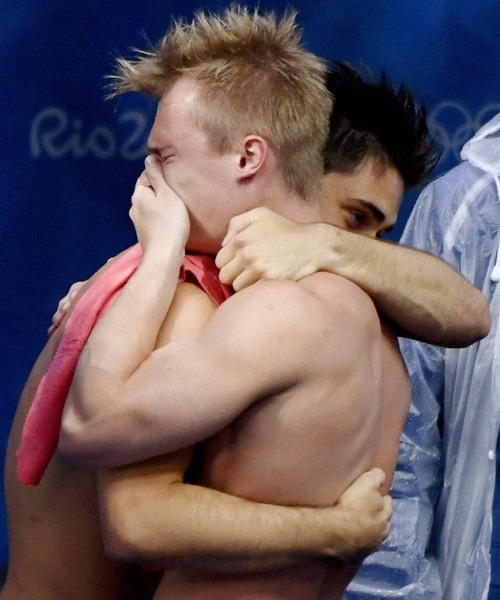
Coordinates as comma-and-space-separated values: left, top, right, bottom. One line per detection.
145, 155, 155, 169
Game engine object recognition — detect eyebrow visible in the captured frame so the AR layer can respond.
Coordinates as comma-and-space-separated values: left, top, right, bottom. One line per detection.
356, 199, 386, 224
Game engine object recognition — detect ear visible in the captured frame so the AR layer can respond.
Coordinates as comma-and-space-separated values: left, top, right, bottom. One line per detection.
236, 136, 268, 181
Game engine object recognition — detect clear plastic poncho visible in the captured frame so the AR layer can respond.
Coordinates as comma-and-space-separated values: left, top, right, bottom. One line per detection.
345, 113, 500, 600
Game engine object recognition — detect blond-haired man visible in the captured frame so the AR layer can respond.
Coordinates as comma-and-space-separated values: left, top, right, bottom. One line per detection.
50, 7, 410, 600
5, 7, 409, 600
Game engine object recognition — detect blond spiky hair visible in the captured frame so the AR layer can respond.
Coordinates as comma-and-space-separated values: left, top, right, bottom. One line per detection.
110, 5, 332, 199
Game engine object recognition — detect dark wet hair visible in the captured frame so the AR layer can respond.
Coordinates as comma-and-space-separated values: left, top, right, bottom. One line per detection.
324, 61, 440, 187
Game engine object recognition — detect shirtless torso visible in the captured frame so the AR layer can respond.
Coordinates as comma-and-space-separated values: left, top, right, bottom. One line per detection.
141, 272, 411, 600
3, 259, 409, 600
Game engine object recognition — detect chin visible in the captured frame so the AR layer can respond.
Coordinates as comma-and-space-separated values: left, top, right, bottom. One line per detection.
185, 237, 220, 257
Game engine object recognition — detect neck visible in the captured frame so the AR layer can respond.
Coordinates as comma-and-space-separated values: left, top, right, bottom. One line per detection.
262, 182, 323, 225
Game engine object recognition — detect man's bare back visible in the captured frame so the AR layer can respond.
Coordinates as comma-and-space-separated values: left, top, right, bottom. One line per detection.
149, 273, 411, 600
4, 251, 394, 600
2, 268, 158, 600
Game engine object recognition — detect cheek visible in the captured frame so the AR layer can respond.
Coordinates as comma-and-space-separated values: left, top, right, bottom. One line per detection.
160, 164, 198, 199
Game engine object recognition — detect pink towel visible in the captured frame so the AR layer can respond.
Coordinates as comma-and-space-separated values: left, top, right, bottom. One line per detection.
16, 244, 232, 485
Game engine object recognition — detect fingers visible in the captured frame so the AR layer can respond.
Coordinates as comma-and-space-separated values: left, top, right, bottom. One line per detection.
330, 467, 393, 561
231, 269, 261, 291
217, 254, 256, 289
48, 280, 86, 337
346, 468, 386, 494
378, 495, 393, 541
216, 248, 261, 290
134, 156, 164, 197
221, 207, 271, 246
135, 169, 151, 190
383, 494, 393, 521
217, 207, 273, 285
221, 213, 253, 247
131, 164, 157, 219
215, 244, 234, 270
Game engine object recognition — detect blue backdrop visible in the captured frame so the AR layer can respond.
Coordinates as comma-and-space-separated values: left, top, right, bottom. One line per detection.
1, 0, 500, 566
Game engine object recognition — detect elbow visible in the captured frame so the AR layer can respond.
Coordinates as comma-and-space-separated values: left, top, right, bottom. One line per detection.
102, 519, 177, 567
100, 486, 150, 563
443, 292, 491, 348
457, 292, 491, 347
100, 492, 180, 565
58, 406, 108, 467
58, 407, 90, 460
474, 295, 491, 341
101, 511, 143, 563
58, 386, 97, 462
60, 403, 161, 469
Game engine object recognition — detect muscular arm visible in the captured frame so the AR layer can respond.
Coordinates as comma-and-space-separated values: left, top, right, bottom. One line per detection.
88, 270, 391, 573
81, 273, 391, 571
60, 167, 380, 469
316, 226, 490, 346
98, 453, 391, 570
216, 208, 490, 347
93, 295, 390, 572
62, 270, 370, 466
79, 176, 389, 568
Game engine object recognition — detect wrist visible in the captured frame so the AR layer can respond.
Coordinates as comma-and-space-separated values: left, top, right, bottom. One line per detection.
294, 505, 347, 559
296, 223, 333, 275
315, 223, 348, 274
321, 226, 372, 284
140, 243, 185, 274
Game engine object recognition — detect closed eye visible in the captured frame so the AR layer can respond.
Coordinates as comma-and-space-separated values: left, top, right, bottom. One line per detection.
148, 146, 175, 164
344, 210, 368, 229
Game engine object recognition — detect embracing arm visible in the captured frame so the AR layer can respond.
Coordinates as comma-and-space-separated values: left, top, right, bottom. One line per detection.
98, 451, 391, 570
216, 208, 490, 347
61, 273, 346, 467
316, 227, 490, 346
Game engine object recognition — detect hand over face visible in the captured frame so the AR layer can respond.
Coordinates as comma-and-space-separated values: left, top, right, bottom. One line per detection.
130, 155, 190, 257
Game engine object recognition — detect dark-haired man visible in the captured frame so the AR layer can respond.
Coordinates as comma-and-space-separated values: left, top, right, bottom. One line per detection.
214, 62, 490, 599
217, 62, 488, 347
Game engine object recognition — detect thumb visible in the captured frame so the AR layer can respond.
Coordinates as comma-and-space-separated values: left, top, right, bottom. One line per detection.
144, 155, 166, 191
222, 207, 268, 246
366, 467, 387, 490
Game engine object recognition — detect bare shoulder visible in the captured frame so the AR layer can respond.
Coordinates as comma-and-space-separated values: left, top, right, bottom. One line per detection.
156, 281, 218, 347
298, 272, 382, 341
208, 273, 380, 352
300, 271, 379, 314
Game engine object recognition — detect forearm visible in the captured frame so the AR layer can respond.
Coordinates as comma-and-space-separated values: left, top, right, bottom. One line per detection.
100, 473, 358, 571
70, 250, 181, 401
59, 245, 185, 465
217, 210, 489, 346
317, 225, 490, 346
99, 462, 368, 571
62, 157, 190, 440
